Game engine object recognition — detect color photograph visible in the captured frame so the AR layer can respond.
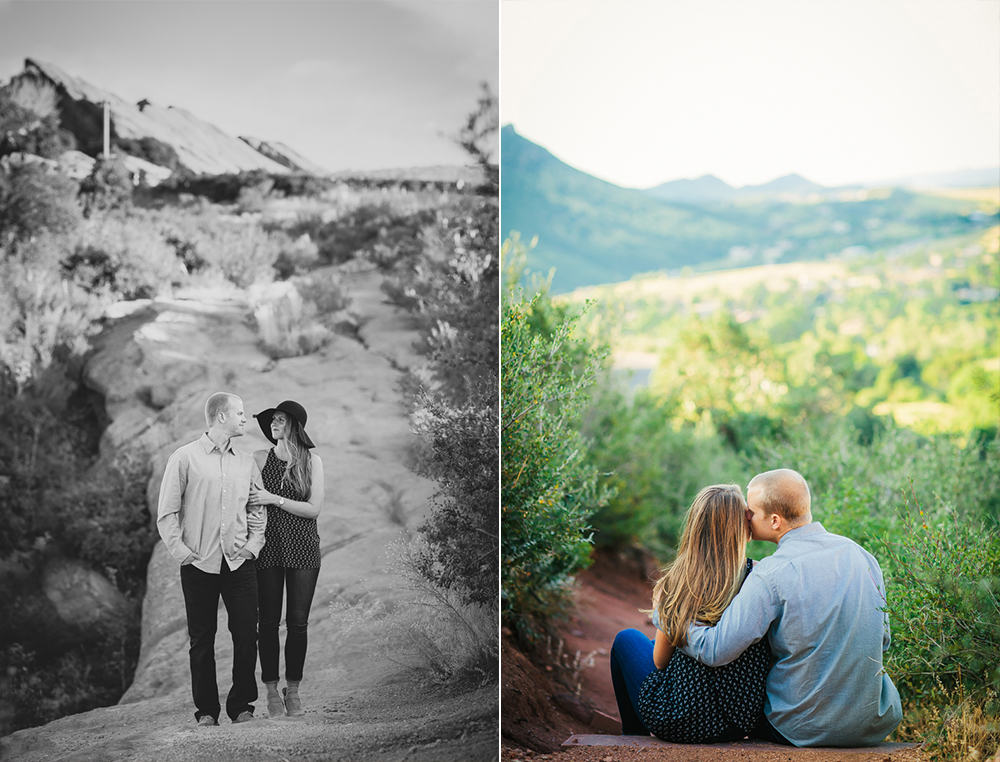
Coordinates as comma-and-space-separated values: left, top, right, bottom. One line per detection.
500, 1, 999, 759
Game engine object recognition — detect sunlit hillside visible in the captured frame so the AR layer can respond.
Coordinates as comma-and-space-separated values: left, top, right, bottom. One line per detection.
560, 224, 1000, 439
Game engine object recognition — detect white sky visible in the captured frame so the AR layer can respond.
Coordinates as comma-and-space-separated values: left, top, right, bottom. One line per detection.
501, 0, 1000, 189
0, 0, 498, 173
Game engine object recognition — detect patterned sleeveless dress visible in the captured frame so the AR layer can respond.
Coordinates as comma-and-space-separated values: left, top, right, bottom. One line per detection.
256, 448, 321, 569
636, 559, 771, 743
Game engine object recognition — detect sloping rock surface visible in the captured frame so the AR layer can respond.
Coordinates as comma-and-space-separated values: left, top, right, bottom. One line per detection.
0, 266, 497, 761
241, 136, 328, 175
12, 59, 306, 176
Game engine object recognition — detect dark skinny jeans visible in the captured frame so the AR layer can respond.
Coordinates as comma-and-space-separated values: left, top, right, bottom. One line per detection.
180, 560, 259, 722
257, 566, 320, 683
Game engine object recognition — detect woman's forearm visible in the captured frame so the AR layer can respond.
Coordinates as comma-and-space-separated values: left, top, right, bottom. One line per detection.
276, 497, 320, 520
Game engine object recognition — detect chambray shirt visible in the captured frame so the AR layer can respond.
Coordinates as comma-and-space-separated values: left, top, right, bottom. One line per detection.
680, 523, 902, 747
156, 433, 266, 574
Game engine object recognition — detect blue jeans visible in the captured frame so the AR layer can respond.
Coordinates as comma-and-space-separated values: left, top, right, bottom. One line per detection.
257, 566, 320, 683
610, 628, 656, 735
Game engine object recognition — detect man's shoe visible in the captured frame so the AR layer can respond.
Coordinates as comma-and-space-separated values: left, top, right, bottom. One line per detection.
197, 714, 218, 727
233, 711, 254, 723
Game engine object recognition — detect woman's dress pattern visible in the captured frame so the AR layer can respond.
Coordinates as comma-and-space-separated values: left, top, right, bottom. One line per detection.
636, 559, 771, 743
256, 448, 321, 569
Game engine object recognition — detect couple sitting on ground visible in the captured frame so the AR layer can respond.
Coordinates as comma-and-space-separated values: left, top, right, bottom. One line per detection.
611, 468, 903, 747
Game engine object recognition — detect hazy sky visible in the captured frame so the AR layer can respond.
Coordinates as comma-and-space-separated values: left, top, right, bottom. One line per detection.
501, 0, 1000, 189
0, 0, 498, 172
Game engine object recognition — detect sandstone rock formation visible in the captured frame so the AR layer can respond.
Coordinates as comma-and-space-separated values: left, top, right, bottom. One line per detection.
7, 59, 321, 177
0, 265, 499, 761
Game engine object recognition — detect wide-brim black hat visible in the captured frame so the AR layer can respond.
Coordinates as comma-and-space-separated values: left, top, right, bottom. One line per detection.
254, 400, 315, 448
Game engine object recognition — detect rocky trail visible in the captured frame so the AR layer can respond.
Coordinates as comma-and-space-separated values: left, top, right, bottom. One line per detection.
501, 550, 925, 762
1, 264, 497, 762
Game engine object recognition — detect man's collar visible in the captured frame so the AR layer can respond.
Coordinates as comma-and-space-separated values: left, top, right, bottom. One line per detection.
777, 521, 824, 545
199, 432, 234, 455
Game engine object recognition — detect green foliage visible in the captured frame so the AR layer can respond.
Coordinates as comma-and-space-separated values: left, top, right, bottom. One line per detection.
579, 385, 746, 554
872, 502, 1000, 707
501, 243, 609, 637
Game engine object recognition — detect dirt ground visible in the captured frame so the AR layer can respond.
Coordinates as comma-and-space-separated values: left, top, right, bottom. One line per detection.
501, 549, 929, 762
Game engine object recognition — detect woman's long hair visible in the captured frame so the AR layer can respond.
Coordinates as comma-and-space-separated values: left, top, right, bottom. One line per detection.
648, 484, 749, 647
279, 417, 312, 498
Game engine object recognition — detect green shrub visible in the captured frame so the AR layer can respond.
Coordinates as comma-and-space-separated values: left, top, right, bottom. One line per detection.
873, 501, 999, 703
501, 248, 610, 638
580, 384, 747, 555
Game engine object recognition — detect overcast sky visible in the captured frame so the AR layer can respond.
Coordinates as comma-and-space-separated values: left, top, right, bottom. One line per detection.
501, 0, 1000, 189
0, 0, 498, 173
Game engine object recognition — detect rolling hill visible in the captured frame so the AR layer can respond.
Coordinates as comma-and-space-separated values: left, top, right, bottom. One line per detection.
501, 125, 999, 293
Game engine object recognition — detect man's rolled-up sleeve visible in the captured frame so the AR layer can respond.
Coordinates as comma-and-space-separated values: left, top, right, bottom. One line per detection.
242, 461, 267, 558
680, 571, 778, 666
156, 451, 195, 564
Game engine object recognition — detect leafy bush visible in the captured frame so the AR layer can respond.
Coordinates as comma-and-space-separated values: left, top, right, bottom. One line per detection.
0, 258, 103, 395
501, 244, 610, 638
382, 199, 499, 404
248, 280, 333, 359
0, 78, 76, 160
65, 212, 181, 300
79, 156, 133, 216
410, 380, 497, 605
0, 392, 152, 736
0, 161, 82, 247
874, 502, 999, 702
580, 384, 746, 554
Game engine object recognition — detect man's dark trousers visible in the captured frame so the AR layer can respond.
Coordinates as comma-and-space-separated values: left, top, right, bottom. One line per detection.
180, 559, 259, 722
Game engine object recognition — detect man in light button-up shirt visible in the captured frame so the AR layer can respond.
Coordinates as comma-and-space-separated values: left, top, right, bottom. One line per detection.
680, 468, 902, 747
157, 392, 266, 726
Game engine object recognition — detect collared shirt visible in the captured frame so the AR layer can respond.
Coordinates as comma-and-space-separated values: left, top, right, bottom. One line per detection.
156, 433, 266, 574
679, 523, 902, 747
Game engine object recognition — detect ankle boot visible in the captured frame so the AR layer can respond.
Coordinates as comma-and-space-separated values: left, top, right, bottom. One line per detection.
265, 681, 285, 717
283, 681, 303, 716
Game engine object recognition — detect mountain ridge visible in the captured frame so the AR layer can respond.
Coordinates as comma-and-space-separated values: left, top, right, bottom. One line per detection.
500, 125, 998, 292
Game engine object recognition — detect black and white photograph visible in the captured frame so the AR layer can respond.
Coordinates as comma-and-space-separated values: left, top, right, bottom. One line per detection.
0, 1, 498, 760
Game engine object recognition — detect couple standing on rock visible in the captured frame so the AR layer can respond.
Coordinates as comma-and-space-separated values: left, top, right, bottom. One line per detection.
156, 392, 325, 727
611, 469, 903, 747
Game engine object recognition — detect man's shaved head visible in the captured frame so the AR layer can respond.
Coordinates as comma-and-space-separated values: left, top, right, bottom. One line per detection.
747, 468, 811, 525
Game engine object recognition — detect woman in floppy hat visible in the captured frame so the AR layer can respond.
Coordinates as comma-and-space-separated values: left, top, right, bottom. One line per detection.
249, 400, 325, 718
